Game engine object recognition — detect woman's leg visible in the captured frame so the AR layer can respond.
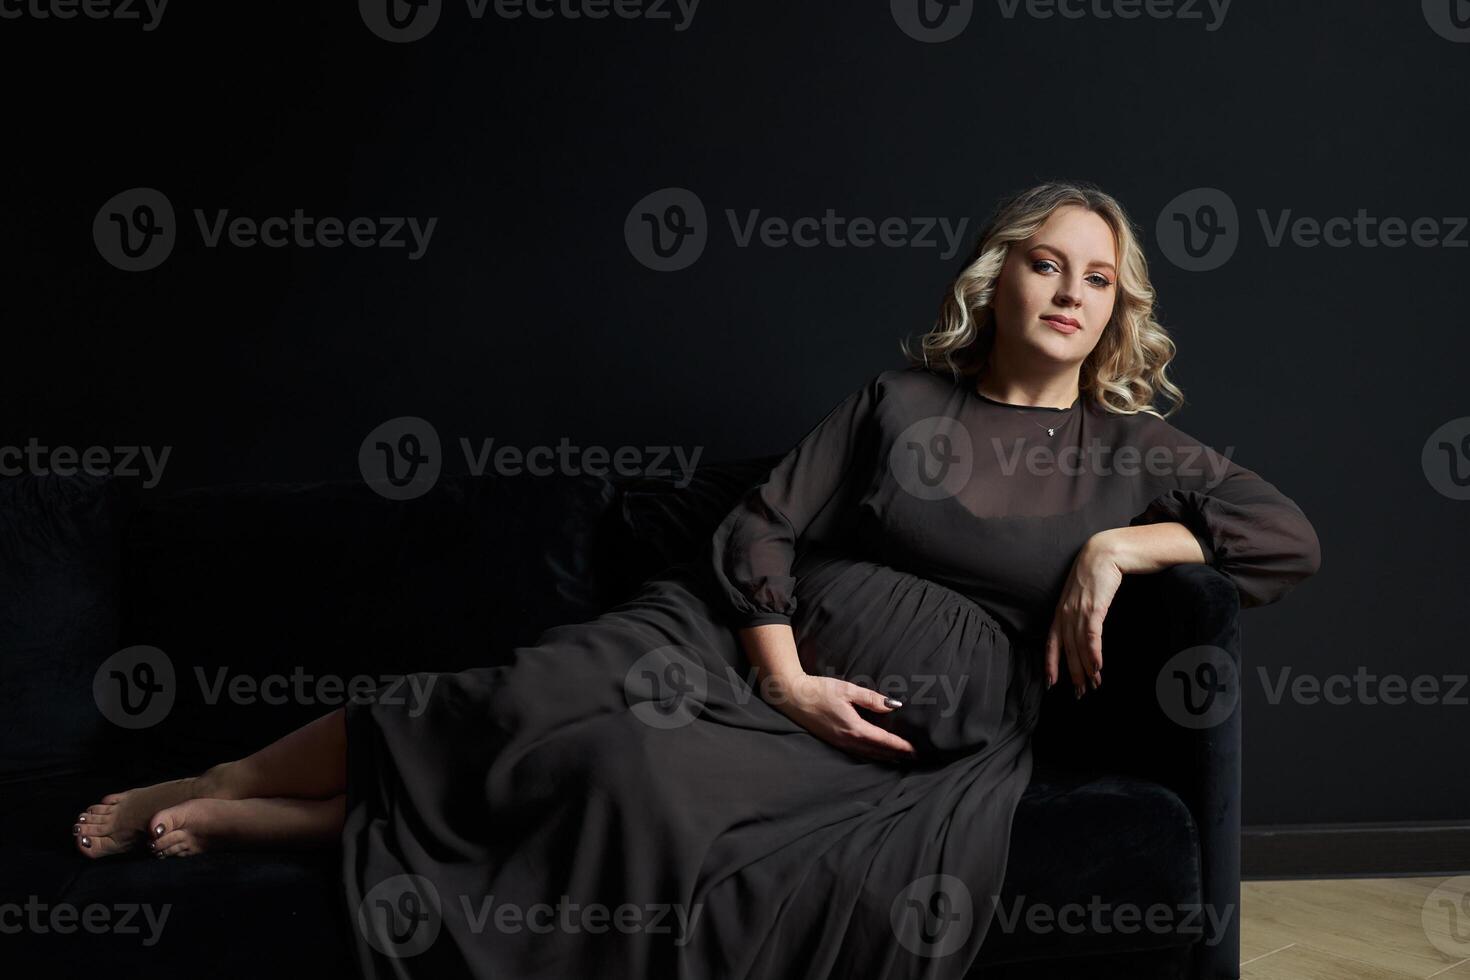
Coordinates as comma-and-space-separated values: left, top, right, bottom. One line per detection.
75, 707, 348, 858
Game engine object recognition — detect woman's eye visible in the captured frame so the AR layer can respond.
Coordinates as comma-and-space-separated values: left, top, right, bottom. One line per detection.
1034, 259, 1111, 288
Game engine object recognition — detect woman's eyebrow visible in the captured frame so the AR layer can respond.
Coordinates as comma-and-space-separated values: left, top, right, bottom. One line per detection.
1031, 242, 1117, 275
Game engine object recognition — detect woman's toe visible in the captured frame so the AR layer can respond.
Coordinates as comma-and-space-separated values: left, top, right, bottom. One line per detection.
156, 838, 194, 859
81, 813, 116, 836
149, 804, 186, 841
76, 834, 126, 859
101, 792, 125, 804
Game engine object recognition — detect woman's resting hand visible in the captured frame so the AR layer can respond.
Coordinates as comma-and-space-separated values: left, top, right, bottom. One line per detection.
761, 671, 918, 764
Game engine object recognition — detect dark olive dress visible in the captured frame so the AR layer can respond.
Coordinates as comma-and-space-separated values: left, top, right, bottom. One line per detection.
340, 365, 1321, 979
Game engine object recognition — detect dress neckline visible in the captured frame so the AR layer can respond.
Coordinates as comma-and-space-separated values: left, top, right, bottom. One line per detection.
966, 382, 1081, 413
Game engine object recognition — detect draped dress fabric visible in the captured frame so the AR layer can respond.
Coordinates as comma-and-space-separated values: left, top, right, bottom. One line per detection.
339, 366, 1321, 980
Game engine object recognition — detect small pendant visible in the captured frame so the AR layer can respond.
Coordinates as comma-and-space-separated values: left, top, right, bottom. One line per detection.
1046, 427, 1055, 436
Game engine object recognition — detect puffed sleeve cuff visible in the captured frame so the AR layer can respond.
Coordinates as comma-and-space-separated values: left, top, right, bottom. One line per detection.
737, 612, 794, 629
1128, 489, 1219, 566
1127, 484, 1322, 608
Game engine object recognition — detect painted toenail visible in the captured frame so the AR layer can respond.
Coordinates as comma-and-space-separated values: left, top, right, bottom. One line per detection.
156, 852, 165, 860
79, 814, 87, 823
148, 842, 155, 850
81, 836, 92, 847
154, 824, 165, 837
72, 824, 80, 835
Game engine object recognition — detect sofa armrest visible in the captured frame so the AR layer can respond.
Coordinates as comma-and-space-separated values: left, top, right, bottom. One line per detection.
1030, 563, 1243, 979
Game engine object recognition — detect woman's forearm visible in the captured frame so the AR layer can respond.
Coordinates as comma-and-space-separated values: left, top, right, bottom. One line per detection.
738, 623, 807, 701
1089, 521, 1206, 574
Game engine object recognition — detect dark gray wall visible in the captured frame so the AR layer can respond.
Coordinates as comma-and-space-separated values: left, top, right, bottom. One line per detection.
2, 2, 1466, 826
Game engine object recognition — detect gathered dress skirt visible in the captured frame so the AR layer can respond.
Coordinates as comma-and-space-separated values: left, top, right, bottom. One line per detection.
340, 544, 1046, 980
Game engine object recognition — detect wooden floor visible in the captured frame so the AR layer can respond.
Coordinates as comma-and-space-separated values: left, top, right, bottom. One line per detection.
1243, 877, 1470, 978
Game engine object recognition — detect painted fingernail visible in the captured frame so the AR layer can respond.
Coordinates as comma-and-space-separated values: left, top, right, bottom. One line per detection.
1074, 686, 1082, 700
72, 824, 81, 836
80, 836, 92, 848
154, 824, 165, 838
883, 697, 903, 709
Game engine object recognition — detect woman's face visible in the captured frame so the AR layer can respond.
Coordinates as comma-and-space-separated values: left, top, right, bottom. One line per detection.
990, 204, 1118, 370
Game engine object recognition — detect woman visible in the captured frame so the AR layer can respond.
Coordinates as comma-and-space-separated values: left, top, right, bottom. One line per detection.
69, 181, 1321, 979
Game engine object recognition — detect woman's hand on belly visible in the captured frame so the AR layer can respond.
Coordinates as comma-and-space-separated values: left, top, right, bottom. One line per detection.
762, 672, 919, 765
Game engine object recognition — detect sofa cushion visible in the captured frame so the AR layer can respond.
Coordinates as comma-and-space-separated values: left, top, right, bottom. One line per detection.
111, 473, 616, 771
597, 454, 781, 601
977, 766, 1205, 964
0, 474, 122, 779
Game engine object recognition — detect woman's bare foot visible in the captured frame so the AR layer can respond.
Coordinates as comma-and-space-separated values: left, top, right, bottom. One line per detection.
149, 796, 346, 859
73, 764, 236, 858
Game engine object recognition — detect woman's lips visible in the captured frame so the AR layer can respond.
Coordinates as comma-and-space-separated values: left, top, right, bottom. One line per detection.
1041, 316, 1080, 335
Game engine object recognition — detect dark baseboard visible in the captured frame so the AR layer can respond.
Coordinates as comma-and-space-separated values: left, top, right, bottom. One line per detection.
1244, 822, 1470, 879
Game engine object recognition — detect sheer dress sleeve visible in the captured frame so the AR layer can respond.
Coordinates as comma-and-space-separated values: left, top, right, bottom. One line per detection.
709, 373, 883, 628
1127, 421, 1322, 608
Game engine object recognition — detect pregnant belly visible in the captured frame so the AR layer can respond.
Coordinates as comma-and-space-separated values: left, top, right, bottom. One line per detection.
788, 545, 1014, 759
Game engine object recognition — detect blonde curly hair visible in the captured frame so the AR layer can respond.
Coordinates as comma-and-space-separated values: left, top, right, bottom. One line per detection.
900, 180, 1184, 418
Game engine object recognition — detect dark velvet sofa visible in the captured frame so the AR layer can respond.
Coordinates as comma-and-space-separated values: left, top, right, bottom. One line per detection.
0, 462, 1242, 979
